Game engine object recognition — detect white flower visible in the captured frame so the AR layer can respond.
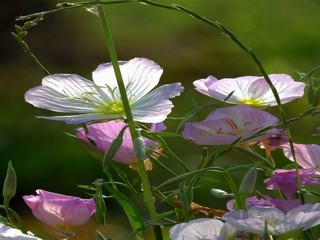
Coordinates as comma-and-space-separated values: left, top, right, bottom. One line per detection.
0, 223, 41, 239
25, 58, 184, 124
222, 203, 320, 237
194, 74, 305, 106
169, 218, 236, 240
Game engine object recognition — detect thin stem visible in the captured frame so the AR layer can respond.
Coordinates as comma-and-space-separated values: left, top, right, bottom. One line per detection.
97, 2, 161, 239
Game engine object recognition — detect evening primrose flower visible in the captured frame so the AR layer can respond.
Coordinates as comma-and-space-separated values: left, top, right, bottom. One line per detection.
23, 189, 95, 236
264, 169, 320, 199
169, 218, 237, 240
25, 58, 184, 124
227, 196, 301, 213
77, 120, 165, 165
182, 105, 279, 145
193, 74, 305, 106
282, 143, 320, 174
222, 203, 320, 237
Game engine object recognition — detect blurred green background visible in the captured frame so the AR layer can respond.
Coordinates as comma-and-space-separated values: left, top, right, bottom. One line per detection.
1, 0, 320, 239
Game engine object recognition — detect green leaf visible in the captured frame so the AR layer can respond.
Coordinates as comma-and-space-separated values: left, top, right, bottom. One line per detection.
96, 230, 112, 240
239, 167, 257, 204
103, 125, 127, 172
104, 184, 145, 237
94, 186, 107, 228
178, 183, 193, 216
155, 167, 224, 190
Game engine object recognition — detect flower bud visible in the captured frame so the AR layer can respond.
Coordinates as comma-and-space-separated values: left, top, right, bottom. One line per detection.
2, 161, 17, 207
210, 188, 233, 198
239, 167, 257, 197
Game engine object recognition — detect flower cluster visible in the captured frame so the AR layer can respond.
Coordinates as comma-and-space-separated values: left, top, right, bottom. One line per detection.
2, 2, 320, 240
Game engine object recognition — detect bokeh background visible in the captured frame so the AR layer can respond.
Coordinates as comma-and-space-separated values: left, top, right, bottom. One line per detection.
1, 0, 320, 239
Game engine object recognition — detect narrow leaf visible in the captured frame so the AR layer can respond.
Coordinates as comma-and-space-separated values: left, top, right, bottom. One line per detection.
104, 184, 145, 237
103, 125, 127, 172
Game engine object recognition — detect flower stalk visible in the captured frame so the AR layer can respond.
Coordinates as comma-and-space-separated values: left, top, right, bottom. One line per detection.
97, 2, 161, 239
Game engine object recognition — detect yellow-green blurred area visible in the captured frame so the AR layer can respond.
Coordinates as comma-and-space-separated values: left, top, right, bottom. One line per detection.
1, 0, 320, 239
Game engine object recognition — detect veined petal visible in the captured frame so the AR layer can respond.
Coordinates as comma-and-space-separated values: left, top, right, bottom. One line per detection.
40, 113, 122, 124
169, 218, 224, 240
193, 75, 218, 97
182, 105, 279, 145
207, 76, 263, 103
282, 143, 320, 171
259, 74, 306, 105
131, 82, 184, 123
25, 74, 112, 113
197, 74, 305, 106
276, 203, 320, 234
92, 57, 163, 102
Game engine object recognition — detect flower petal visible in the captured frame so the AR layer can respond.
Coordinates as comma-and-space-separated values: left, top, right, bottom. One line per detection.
131, 82, 184, 123
193, 75, 218, 97
92, 57, 163, 102
169, 218, 224, 240
182, 105, 279, 145
282, 143, 320, 172
25, 74, 112, 113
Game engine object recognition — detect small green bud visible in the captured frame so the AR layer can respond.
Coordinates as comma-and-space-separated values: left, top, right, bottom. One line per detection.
3, 161, 17, 207
210, 188, 234, 198
133, 129, 146, 162
239, 167, 257, 196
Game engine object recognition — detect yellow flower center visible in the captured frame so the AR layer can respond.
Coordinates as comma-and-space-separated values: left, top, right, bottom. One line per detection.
237, 98, 263, 106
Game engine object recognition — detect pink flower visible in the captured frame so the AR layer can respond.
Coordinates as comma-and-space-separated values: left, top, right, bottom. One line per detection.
282, 143, 320, 174
222, 203, 320, 236
182, 105, 279, 145
227, 196, 301, 214
264, 169, 320, 199
77, 120, 165, 165
23, 189, 95, 229
193, 74, 305, 106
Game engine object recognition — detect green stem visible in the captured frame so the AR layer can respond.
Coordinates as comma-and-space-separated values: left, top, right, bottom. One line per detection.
223, 170, 245, 209
97, 3, 161, 239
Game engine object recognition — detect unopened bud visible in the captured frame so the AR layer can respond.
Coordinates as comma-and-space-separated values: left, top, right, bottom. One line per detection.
210, 188, 233, 198
239, 167, 257, 196
3, 161, 17, 207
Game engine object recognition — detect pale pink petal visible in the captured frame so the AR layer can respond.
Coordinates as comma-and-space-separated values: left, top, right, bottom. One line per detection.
193, 75, 218, 97
92, 58, 163, 102
282, 143, 320, 172
169, 218, 224, 240
182, 105, 278, 145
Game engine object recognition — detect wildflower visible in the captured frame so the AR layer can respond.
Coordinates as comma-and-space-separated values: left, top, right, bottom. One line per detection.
182, 105, 279, 145
222, 203, 320, 237
77, 120, 165, 165
169, 218, 236, 240
0, 223, 41, 239
282, 143, 320, 174
25, 58, 184, 124
264, 169, 320, 199
193, 74, 305, 106
23, 189, 95, 235
227, 196, 301, 213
